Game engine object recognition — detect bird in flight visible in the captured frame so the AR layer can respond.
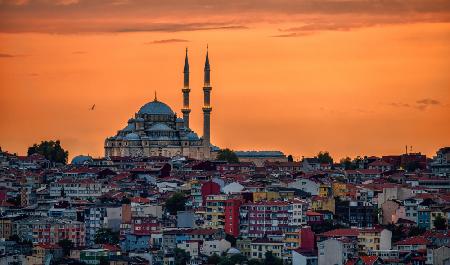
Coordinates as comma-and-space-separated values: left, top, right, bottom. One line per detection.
90, 104, 95, 111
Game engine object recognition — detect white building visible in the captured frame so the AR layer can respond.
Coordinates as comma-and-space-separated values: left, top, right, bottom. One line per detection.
201, 239, 231, 256
293, 249, 318, 265
49, 178, 103, 199
288, 178, 320, 196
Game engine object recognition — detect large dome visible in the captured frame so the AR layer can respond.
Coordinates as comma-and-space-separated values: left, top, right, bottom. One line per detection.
138, 100, 174, 115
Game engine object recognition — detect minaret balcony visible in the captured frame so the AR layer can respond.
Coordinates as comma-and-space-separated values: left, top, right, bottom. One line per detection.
182, 88, 191, 93
203, 86, 212, 91
202, 106, 212, 112
181, 108, 191, 113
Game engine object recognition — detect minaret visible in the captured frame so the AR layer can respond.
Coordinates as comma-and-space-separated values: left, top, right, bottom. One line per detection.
181, 48, 191, 129
202, 46, 212, 151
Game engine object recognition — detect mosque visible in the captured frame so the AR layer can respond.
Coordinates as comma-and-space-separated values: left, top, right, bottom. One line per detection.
104, 48, 218, 160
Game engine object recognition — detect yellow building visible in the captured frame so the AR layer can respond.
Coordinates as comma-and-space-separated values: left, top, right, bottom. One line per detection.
319, 184, 332, 198
236, 238, 252, 258
357, 228, 392, 254
26, 244, 63, 265
0, 217, 13, 239
430, 210, 446, 230
283, 231, 300, 258
332, 182, 348, 197
278, 190, 295, 201
205, 194, 227, 229
250, 238, 284, 260
253, 191, 280, 202
311, 196, 335, 214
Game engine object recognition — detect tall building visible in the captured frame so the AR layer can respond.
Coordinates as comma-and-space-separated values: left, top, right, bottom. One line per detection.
104, 48, 217, 160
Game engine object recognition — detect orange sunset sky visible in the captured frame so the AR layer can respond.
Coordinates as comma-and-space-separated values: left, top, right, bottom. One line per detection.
0, 0, 449, 161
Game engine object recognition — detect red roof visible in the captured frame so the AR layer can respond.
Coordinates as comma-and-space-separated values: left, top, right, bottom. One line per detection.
368, 160, 392, 167
102, 244, 121, 252
112, 173, 131, 182
130, 197, 150, 204
36, 243, 61, 250
394, 236, 430, 246
360, 256, 379, 265
319, 228, 359, 237
306, 211, 323, 216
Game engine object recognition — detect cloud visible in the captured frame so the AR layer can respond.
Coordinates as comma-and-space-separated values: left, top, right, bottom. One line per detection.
272, 31, 315, 37
116, 24, 247, 33
0, 53, 26, 57
388, 98, 441, 111
416, 98, 440, 105
273, 14, 450, 37
145, 39, 189, 44
53, 0, 79, 5
0, 0, 449, 33
0, 53, 16, 57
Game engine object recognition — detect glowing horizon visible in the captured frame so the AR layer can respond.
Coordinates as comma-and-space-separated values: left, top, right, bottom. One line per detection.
0, 1, 449, 161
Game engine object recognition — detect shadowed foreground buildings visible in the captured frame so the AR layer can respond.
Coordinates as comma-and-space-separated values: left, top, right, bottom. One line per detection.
0, 146, 450, 264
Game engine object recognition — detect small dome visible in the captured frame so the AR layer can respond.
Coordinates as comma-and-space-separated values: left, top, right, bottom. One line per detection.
122, 123, 135, 132
138, 100, 174, 115
71, 155, 93, 165
125, 133, 140, 140
135, 117, 144, 122
176, 118, 184, 123
186, 132, 199, 140
148, 123, 174, 131
227, 248, 241, 255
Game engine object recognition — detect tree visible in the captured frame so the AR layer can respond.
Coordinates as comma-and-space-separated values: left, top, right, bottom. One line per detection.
433, 215, 447, 230
58, 239, 74, 256
317, 151, 333, 164
8, 234, 21, 243
384, 224, 406, 243
310, 219, 348, 234
121, 196, 131, 204
405, 161, 421, 172
217, 148, 239, 163
208, 253, 221, 264
287, 155, 294, 162
94, 228, 119, 245
340, 157, 355, 170
27, 140, 68, 164
6, 195, 21, 207
174, 248, 190, 265
225, 234, 237, 247
218, 257, 233, 265
165, 192, 187, 215
408, 226, 426, 237
229, 254, 247, 265
247, 259, 263, 265
263, 251, 283, 265
99, 257, 109, 265
60, 187, 66, 198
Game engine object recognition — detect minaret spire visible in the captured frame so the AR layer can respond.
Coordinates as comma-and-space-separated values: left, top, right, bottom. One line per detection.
202, 45, 212, 158
181, 48, 191, 129
183, 47, 189, 88
204, 45, 210, 87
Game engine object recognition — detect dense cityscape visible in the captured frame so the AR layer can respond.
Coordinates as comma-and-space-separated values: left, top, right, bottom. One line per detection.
1, 1, 449, 264
0, 142, 449, 265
